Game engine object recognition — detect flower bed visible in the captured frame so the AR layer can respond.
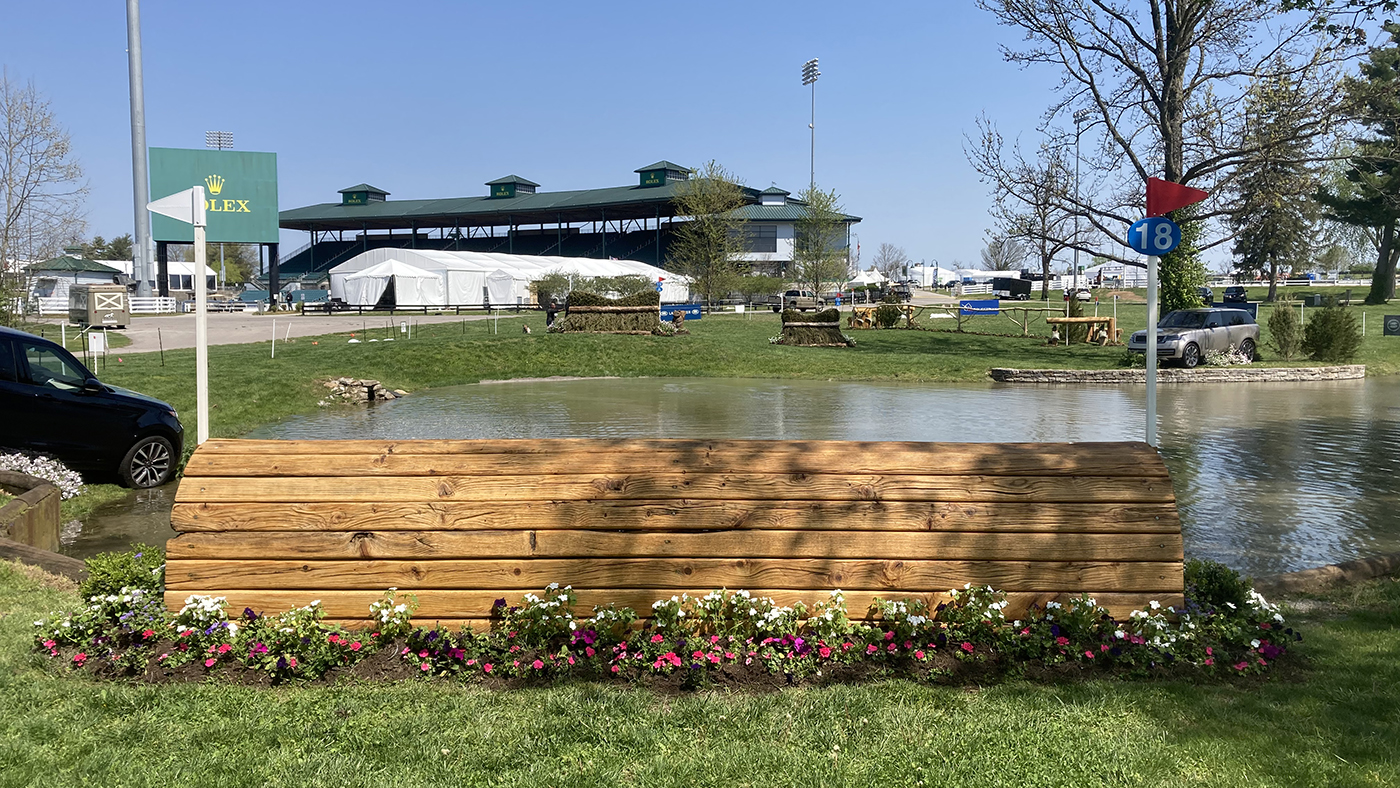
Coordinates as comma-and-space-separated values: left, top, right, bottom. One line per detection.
32, 548, 1297, 689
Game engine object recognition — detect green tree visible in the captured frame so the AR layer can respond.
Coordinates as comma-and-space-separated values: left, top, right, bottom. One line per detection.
666, 160, 747, 308
1229, 68, 1321, 303
106, 234, 133, 261
791, 185, 849, 297
1316, 23, 1400, 304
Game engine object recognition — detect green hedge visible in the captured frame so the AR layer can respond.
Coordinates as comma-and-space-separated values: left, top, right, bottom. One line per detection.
566, 290, 660, 308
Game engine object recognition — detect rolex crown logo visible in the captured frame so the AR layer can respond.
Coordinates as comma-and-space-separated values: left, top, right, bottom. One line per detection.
205, 174, 225, 195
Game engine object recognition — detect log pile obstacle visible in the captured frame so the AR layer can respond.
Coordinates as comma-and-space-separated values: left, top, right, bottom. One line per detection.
167, 439, 1186, 629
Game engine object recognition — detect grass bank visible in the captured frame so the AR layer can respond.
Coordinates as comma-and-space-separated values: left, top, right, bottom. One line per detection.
3, 561, 1396, 787
88, 300, 1399, 440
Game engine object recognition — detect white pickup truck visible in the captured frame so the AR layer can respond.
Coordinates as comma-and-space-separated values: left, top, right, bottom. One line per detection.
767, 289, 826, 312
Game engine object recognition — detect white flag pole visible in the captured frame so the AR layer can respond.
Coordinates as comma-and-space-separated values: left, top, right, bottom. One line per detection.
1145, 254, 1158, 447
193, 186, 210, 446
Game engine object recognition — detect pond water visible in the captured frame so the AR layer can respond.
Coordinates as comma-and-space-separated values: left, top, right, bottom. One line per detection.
69, 376, 1400, 577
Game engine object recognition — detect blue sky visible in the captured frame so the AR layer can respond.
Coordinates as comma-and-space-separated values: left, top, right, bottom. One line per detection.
7, 0, 1065, 268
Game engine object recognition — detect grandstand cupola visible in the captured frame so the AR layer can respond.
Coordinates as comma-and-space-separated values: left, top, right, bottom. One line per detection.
339, 183, 389, 205
759, 186, 791, 206
635, 160, 690, 188
487, 175, 540, 198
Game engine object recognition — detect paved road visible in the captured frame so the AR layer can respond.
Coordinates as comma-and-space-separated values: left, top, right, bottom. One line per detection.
32, 312, 515, 353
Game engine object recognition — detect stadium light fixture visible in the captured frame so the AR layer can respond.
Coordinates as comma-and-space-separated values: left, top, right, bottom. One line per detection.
802, 58, 820, 189
205, 130, 233, 150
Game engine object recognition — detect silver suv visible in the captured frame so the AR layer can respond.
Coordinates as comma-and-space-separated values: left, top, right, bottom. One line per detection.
1127, 308, 1259, 368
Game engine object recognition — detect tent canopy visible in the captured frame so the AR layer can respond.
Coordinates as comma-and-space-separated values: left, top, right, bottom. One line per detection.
328, 249, 690, 305
342, 258, 445, 306
849, 269, 888, 286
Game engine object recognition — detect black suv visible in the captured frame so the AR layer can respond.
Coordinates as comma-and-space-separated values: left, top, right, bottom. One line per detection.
1224, 286, 1249, 303
0, 326, 183, 488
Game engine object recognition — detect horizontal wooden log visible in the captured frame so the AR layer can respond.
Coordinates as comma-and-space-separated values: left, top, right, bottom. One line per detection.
175, 474, 1174, 505
164, 557, 1182, 593
182, 446, 1169, 479
165, 589, 1185, 622
171, 500, 1182, 534
165, 530, 1183, 563
190, 438, 1165, 472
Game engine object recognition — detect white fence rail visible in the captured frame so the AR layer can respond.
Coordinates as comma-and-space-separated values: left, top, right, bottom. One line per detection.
31, 295, 177, 315
958, 283, 993, 295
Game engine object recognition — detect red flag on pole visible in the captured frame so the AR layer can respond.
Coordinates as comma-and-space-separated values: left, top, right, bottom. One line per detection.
1146, 178, 1208, 217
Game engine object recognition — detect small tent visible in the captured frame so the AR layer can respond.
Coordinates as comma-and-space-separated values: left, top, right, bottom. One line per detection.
342, 259, 446, 307
485, 269, 523, 307
849, 269, 888, 287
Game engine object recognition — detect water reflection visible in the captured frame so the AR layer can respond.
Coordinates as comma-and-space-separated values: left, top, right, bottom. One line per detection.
74, 376, 1400, 577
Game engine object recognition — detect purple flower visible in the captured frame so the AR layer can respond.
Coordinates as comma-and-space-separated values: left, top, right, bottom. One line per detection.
276, 656, 287, 670
243, 608, 259, 621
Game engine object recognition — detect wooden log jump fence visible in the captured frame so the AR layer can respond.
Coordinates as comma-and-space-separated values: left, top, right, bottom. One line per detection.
166, 439, 1185, 628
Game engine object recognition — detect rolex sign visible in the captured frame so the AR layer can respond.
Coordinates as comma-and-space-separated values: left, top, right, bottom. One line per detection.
149, 148, 278, 244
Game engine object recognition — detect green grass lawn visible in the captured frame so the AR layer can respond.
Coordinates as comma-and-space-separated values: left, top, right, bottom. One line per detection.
82, 300, 1400, 441
2, 561, 1396, 787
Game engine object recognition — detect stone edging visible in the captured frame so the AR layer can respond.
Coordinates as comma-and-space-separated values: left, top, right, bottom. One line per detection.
1254, 551, 1400, 596
989, 365, 1366, 384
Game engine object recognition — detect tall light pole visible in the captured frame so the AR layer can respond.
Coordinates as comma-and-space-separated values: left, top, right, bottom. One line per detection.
1072, 108, 1093, 295
803, 58, 820, 190
126, 0, 152, 297
205, 132, 233, 288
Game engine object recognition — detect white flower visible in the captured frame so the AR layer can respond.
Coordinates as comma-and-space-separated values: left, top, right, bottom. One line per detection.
1149, 600, 1161, 610
1225, 602, 1237, 610
1251, 639, 1261, 649
1273, 613, 1285, 624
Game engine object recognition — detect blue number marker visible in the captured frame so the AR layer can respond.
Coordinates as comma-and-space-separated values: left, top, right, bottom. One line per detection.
1128, 217, 1181, 256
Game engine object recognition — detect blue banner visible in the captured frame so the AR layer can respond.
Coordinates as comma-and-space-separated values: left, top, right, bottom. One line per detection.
959, 299, 999, 317
666, 304, 703, 320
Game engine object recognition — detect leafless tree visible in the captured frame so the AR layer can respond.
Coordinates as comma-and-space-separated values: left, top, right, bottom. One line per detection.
971, 0, 1351, 308
969, 131, 1077, 297
1, 71, 87, 276
980, 236, 1028, 270
871, 242, 910, 278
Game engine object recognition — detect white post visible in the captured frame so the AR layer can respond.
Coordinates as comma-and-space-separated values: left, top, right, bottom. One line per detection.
1146, 255, 1158, 448
271, 318, 276, 359
1363, 312, 1366, 336
61, 324, 66, 349
193, 186, 209, 446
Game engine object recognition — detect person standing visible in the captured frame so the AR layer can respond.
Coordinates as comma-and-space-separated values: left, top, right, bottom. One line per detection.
545, 297, 559, 328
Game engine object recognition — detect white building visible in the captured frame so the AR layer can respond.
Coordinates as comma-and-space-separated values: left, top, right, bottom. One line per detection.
732, 187, 861, 277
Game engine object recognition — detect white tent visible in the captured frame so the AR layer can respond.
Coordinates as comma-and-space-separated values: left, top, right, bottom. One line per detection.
328, 249, 690, 305
485, 269, 519, 306
849, 269, 888, 286
907, 264, 959, 287
342, 259, 446, 307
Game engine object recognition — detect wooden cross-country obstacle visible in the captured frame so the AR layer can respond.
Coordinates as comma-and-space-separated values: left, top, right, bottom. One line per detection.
165, 439, 1185, 628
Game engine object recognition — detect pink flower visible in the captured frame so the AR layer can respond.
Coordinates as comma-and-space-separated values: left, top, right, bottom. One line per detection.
711, 635, 720, 644
289, 658, 298, 668
818, 646, 832, 659
1234, 662, 1248, 671
914, 650, 926, 660
73, 653, 87, 665
585, 647, 595, 657
532, 659, 544, 670
960, 642, 974, 654
42, 639, 55, 649
217, 644, 231, 654
483, 663, 493, 673
866, 644, 878, 655
420, 663, 430, 672
610, 665, 620, 673
141, 630, 154, 639
1204, 658, 1214, 666
651, 634, 664, 644
418, 650, 429, 658
1205, 647, 1213, 656
724, 651, 736, 660
1055, 636, 1069, 646
842, 642, 853, 651
884, 631, 895, 641
1084, 650, 1095, 659
708, 653, 720, 664
567, 655, 575, 665
886, 643, 897, 653
328, 634, 340, 644
1020, 628, 1030, 636
904, 641, 913, 649
179, 629, 193, 638
1100, 644, 1109, 652
204, 658, 216, 667
513, 660, 520, 668
350, 642, 362, 651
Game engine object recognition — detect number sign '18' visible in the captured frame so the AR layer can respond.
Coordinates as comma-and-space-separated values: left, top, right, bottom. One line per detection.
1128, 217, 1181, 256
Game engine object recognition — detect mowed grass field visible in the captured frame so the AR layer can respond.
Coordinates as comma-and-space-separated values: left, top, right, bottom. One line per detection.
2, 562, 1398, 787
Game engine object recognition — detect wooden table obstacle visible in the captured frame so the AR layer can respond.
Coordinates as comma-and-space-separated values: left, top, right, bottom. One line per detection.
1045, 316, 1120, 345
166, 439, 1185, 628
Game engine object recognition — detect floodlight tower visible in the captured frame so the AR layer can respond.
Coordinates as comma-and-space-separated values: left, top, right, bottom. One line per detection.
205, 131, 234, 150
802, 58, 820, 190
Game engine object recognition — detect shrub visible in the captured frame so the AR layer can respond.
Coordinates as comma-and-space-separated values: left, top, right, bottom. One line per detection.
874, 303, 903, 328
80, 544, 164, 598
1268, 298, 1302, 360
1302, 297, 1363, 362
0, 451, 84, 499
1065, 295, 1088, 343
1184, 559, 1251, 612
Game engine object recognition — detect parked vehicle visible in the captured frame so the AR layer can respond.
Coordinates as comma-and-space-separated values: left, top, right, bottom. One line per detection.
1125, 308, 1259, 368
992, 277, 1032, 300
1223, 286, 1249, 303
0, 326, 183, 488
1064, 288, 1093, 302
1198, 286, 1214, 306
769, 289, 826, 312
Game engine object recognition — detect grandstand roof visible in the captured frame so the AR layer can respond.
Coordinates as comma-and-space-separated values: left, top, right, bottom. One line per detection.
731, 203, 862, 223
